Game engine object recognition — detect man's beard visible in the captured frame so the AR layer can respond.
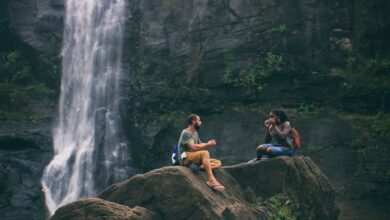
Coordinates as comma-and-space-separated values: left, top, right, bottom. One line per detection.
195, 124, 201, 131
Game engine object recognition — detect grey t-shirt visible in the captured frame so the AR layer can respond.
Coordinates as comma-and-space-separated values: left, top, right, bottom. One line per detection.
177, 129, 201, 162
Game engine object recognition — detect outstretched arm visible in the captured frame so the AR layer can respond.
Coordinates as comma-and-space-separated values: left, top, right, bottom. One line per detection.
187, 139, 216, 151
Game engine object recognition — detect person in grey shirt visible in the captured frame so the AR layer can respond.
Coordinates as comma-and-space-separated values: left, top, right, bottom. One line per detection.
177, 114, 224, 191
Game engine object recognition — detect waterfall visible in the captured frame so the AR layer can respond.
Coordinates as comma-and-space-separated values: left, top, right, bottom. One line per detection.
41, 0, 131, 215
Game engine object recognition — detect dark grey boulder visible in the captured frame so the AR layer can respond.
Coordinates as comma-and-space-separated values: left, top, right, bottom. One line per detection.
51, 198, 161, 220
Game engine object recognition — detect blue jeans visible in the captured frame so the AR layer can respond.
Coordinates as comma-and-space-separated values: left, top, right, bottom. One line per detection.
257, 143, 295, 159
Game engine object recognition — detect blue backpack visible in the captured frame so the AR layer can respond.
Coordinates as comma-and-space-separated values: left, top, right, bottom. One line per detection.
171, 144, 180, 165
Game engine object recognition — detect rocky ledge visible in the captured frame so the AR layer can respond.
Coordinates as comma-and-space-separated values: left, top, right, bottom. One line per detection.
51, 156, 339, 220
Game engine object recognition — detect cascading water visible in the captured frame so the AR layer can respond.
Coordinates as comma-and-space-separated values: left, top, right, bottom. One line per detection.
41, 0, 131, 215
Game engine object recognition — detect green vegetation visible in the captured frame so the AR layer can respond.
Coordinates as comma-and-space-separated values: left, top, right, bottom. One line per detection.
134, 110, 189, 126
347, 56, 390, 78
250, 196, 264, 208
0, 50, 59, 121
41, 33, 59, 48
304, 144, 329, 154
334, 185, 347, 200
224, 52, 284, 96
348, 112, 390, 144
298, 103, 319, 116
261, 194, 301, 220
267, 24, 288, 34
319, 118, 337, 125
1, 50, 33, 84
346, 113, 390, 185
250, 193, 309, 219
0, 7, 60, 121
344, 56, 390, 112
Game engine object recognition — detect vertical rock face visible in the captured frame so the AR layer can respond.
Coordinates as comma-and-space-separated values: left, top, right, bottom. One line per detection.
120, 0, 390, 120
1, 0, 389, 219
0, 121, 53, 220
119, 0, 359, 169
121, 0, 365, 109
118, 5, 389, 215
7, 0, 64, 53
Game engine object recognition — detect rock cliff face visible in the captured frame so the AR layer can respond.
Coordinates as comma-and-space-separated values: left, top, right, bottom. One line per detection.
118, 2, 390, 219
0, 120, 53, 220
51, 157, 339, 220
122, 0, 388, 114
1, 0, 389, 219
7, 0, 64, 53
120, 0, 389, 173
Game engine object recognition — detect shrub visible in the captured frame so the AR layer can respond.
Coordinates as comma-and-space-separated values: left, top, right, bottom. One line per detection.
224, 52, 284, 96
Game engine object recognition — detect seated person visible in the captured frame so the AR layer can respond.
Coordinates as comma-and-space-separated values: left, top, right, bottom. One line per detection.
256, 109, 295, 160
178, 114, 224, 191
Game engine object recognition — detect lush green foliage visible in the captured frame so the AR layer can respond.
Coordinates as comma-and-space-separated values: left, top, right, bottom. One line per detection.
0, 50, 59, 120
348, 112, 390, 182
344, 56, 390, 111
224, 52, 284, 96
261, 194, 301, 220
267, 24, 288, 34
0, 7, 60, 121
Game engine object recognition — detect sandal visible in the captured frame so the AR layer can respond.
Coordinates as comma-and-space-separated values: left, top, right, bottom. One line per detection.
206, 181, 225, 192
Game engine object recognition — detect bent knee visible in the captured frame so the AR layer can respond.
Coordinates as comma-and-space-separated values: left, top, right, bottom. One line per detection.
213, 162, 222, 169
213, 160, 222, 166
200, 150, 210, 158
257, 145, 267, 152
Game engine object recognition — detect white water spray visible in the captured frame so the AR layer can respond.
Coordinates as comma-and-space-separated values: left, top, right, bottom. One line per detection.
41, 0, 130, 215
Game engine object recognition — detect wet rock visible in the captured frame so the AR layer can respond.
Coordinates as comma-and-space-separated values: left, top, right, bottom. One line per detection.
0, 120, 53, 220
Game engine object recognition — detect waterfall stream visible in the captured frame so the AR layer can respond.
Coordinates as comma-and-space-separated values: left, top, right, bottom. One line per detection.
41, 0, 130, 215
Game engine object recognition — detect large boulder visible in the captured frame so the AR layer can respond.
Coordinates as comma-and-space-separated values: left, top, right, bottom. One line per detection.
224, 156, 339, 219
98, 165, 265, 220
92, 156, 337, 220
51, 198, 160, 220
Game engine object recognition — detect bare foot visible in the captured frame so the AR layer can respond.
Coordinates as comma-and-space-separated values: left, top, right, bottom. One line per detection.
206, 180, 225, 191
